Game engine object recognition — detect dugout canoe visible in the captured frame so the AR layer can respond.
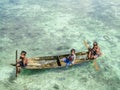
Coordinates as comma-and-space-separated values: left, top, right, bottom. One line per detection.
11, 40, 101, 77
11, 51, 89, 69
11, 51, 94, 77
25, 51, 88, 69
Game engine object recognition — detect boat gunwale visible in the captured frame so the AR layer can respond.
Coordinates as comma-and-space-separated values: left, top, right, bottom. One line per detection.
29, 51, 88, 60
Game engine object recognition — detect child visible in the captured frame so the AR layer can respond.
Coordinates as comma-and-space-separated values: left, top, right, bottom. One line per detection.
17, 51, 28, 73
62, 49, 76, 67
87, 42, 101, 59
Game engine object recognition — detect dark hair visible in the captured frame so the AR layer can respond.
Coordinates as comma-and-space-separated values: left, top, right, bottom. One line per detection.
88, 47, 92, 51
71, 49, 75, 53
21, 51, 27, 55
93, 42, 98, 46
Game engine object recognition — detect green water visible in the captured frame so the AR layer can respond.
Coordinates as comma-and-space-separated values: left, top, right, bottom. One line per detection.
0, 0, 120, 90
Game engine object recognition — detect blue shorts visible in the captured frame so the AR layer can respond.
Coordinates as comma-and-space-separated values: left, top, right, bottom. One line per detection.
63, 58, 72, 65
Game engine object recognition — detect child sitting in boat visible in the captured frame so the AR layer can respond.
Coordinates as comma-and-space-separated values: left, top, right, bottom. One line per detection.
62, 49, 76, 67
88, 42, 101, 59
17, 51, 28, 73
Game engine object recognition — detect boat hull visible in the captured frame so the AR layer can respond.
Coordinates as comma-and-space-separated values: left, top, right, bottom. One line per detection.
25, 51, 88, 69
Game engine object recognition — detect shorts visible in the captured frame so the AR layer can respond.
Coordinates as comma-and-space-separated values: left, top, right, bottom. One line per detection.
63, 58, 72, 66
95, 54, 100, 57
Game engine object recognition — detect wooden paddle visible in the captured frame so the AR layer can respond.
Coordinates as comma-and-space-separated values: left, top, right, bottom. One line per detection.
83, 40, 89, 49
16, 50, 18, 77
83, 40, 100, 71
93, 59, 99, 71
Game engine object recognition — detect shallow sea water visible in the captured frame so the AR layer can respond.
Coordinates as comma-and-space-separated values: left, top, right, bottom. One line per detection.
0, 0, 120, 90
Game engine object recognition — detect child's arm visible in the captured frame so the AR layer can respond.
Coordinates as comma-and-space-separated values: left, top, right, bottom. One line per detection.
72, 55, 76, 64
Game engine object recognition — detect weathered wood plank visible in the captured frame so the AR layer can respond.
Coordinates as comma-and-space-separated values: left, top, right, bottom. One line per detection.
29, 51, 88, 61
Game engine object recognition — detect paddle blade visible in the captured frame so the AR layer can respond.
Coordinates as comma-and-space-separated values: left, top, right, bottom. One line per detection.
93, 60, 100, 71
83, 40, 89, 49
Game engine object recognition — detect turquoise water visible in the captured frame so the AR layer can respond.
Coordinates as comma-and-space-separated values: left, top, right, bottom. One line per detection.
0, 0, 120, 90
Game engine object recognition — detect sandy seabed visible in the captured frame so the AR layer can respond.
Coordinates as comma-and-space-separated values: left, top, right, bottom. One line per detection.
0, 0, 120, 90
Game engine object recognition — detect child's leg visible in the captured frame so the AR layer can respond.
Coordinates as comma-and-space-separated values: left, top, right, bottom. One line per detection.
60, 57, 66, 62
66, 61, 72, 68
63, 58, 69, 63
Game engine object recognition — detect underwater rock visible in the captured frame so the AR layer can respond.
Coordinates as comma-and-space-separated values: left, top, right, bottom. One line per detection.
56, 46, 70, 51
0, 27, 7, 30
53, 84, 59, 90
81, 77, 88, 82
115, 35, 120, 40
103, 35, 110, 40
0, 47, 3, 51
9, 0, 19, 4
31, 48, 40, 51
58, 77, 65, 81
103, 35, 115, 46
26, 31, 45, 38
0, 47, 5, 51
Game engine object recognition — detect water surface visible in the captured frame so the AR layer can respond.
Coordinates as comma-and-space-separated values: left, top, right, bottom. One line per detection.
0, 0, 120, 90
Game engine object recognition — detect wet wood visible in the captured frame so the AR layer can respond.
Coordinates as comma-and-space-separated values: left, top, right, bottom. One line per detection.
29, 52, 87, 61
24, 51, 88, 69
16, 50, 18, 77
93, 59, 99, 71
25, 58, 89, 69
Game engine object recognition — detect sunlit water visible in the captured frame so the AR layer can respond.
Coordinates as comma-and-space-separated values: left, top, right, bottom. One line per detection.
0, 0, 120, 90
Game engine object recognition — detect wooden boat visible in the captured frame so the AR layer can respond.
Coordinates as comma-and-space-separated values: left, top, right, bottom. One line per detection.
11, 50, 90, 77
25, 51, 88, 69
11, 41, 100, 77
